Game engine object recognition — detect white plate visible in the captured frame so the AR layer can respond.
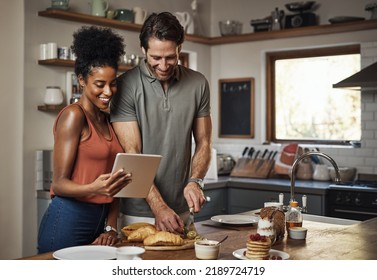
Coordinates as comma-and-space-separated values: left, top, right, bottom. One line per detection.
211, 214, 259, 225
233, 248, 289, 260
53, 245, 116, 260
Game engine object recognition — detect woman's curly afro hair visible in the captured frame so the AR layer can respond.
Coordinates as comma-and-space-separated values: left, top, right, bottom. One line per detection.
71, 26, 125, 79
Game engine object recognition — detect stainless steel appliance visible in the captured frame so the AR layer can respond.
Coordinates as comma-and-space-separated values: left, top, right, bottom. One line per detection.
217, 154, 235, 175
327, 174, 377, 221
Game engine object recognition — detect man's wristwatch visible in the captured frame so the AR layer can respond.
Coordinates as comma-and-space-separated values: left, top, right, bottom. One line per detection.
188, 178, 204, 190
104, 225, 118, 234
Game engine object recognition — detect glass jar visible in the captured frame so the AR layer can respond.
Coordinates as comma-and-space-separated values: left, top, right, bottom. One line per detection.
285, 200, 303, 237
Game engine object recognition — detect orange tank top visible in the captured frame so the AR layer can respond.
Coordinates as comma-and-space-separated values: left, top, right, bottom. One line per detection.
50, 103, 124, 204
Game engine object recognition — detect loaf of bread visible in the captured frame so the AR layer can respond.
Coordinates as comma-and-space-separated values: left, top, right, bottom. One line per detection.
127, 225, 157, 242
143, 231, 184, 246
259, 206, 285, 240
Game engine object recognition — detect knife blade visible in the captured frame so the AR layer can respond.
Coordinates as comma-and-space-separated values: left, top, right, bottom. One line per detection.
185, 207, 195, 233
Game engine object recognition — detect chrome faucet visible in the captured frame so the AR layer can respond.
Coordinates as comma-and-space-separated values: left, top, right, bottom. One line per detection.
290, 151, 341, 203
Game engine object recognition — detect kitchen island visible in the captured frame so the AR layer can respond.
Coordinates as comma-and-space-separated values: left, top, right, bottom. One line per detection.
20, 211, 377, 260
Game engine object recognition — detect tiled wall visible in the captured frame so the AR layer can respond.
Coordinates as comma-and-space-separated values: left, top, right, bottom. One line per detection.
214, 42, 377, 176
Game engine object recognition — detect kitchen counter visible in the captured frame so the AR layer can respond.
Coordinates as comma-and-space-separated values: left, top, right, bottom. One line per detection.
204, 176, 331, 194
20, 211, 377, 260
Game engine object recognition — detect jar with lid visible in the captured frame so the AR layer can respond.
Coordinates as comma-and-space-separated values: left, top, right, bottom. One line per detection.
44, 86, 63, 105
285, 200, 303, 237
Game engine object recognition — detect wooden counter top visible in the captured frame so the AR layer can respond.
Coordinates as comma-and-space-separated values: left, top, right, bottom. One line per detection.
20, 214, 377, 260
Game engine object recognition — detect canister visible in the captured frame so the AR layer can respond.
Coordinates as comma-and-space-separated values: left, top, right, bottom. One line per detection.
44, 86, 63, 105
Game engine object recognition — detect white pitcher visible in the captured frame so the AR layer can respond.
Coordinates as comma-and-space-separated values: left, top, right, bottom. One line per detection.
133, 7, 147, 25
174, 12, 192, 33
89, 0, 108, 17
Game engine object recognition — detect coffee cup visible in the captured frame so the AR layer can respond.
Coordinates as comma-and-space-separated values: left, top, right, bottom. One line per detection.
115, 9, 134, 23
133, 7, 147, 25
116, 246, 145, 260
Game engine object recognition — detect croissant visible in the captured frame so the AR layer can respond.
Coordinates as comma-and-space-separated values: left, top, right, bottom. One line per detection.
121, 222, 155, 238
143, 231, 184, 246
127, 225, 157, 242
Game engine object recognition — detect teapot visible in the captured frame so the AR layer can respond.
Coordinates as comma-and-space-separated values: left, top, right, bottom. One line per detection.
89, 0, 108, 17
174, 12, 192, 33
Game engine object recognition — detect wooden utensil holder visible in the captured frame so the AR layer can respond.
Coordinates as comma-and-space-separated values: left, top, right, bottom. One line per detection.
230, 158, 275, 178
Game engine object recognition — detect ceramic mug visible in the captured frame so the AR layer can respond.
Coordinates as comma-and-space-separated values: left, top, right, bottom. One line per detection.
116, 246, 145, 260
90, 0, 108, 17
133, 7, 147, 25
115, 9, 134, 22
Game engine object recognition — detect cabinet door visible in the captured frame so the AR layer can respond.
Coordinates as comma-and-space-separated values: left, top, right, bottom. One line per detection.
228, 188, 324, 215
195, 188, 227, 221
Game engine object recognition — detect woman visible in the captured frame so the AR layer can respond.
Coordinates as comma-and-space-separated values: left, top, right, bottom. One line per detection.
38, 26, 130, 253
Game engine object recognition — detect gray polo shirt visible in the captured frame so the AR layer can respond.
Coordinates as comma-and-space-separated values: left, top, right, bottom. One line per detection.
110, 59, 211, 217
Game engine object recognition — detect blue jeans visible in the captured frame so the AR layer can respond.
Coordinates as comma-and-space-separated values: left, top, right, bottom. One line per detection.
37, 196, 109, 254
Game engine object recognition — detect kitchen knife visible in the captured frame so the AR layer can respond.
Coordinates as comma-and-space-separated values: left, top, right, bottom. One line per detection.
242, 146, 249, 157
271, 150, 278, 160
267, 150, 274, 160
247, 147, 255, 158
255, 149, 269, 171
260, 149, 269, 159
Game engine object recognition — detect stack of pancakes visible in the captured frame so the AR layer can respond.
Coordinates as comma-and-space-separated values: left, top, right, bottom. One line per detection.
245, 233, 272, 260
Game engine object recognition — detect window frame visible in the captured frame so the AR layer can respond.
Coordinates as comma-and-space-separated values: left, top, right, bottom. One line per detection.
266, 44, 360, 145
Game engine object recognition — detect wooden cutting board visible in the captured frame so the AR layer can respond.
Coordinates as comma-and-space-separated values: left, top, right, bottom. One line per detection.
144, 239, 195, 251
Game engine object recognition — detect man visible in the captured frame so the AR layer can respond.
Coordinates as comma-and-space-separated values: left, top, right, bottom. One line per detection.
110, 12, 212, 234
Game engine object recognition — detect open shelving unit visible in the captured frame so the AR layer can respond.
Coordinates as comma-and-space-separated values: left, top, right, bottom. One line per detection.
38, 9, 377, 45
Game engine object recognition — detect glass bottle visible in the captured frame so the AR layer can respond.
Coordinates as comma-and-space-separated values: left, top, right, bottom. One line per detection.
285, 200, 303, 237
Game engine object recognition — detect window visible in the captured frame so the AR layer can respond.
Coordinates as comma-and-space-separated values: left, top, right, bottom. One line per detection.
266, 45, 361, 145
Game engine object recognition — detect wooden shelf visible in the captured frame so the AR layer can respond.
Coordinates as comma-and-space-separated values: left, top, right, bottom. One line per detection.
38, 58, 133, 72
38, 9, 377, 45
38, 104, 65, 112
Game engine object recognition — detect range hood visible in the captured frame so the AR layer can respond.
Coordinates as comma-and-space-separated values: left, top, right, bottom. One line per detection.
333, 61, 377, 90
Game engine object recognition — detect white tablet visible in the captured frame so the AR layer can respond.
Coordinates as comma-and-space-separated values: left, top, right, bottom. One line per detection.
111, 153, 162, 198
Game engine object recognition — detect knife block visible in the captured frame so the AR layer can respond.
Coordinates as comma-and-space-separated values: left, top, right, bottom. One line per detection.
230, 158, 275, 178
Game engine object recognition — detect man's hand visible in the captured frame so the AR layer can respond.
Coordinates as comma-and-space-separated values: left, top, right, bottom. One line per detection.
154, 205, 184, 234
184, 182, 206, 213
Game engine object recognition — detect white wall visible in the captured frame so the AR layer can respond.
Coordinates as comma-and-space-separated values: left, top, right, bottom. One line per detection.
0, 0, 24, 260
1, 0, 377, 259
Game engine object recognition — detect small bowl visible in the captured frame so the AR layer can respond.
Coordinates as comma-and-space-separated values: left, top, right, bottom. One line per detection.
328, 166, 356, 182
195, 240, 220, 260
288, 227, 307, 240
219, 20, 243, 36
